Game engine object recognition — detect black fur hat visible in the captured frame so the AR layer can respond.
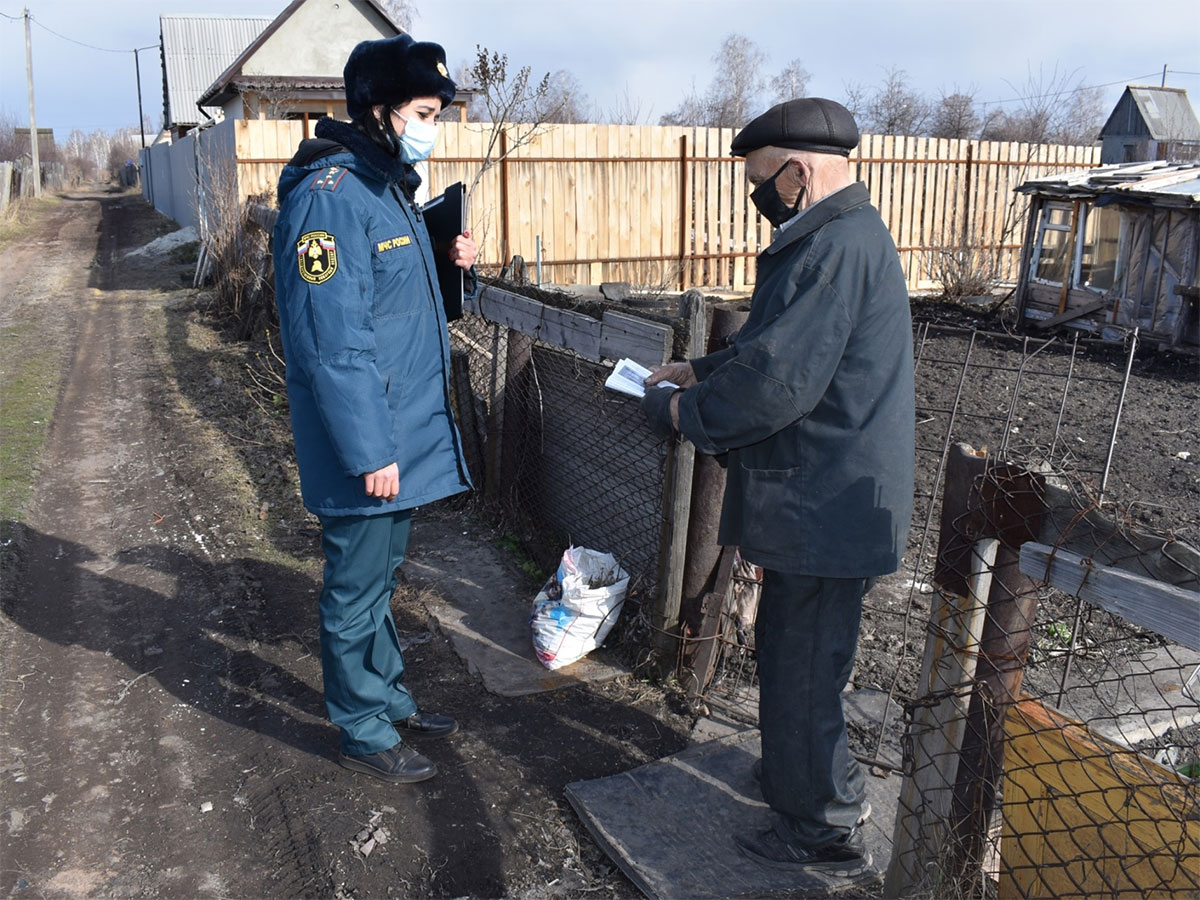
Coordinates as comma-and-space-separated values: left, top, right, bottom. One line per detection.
344, 34, 456, 119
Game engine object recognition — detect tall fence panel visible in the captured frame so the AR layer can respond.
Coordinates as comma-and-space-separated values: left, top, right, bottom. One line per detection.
225, 121, 1099, 293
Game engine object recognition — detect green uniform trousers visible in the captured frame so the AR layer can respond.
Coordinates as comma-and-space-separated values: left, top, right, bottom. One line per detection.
318, 510, 419, 755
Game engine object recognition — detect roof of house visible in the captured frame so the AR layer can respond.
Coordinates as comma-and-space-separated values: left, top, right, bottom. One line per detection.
1017, 161, 1200, 208
1099, 86, 1200, 142
197, 0, 401, 108
160, 15, 272, 129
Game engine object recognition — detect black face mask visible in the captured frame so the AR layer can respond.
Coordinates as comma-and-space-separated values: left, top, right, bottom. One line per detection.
750, 160, 804, 228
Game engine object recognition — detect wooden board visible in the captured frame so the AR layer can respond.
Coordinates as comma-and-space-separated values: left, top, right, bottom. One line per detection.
1019, 542, 1200, 651
599, 310, 672, 367
476, 285, 603, 361
1000, 697, 1200, 899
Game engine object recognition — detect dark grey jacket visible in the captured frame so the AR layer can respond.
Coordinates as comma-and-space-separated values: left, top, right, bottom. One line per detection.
677, 183, 914, 577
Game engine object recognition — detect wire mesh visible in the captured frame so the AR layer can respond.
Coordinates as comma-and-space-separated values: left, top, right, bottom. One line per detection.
446, 310, 671, 645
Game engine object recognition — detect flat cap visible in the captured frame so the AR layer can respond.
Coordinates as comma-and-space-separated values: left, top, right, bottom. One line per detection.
730, 98, 859, 157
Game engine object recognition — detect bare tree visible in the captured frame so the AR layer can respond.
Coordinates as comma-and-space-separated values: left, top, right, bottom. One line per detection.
1051, 81, 1105, 145
608, 82, 649, 125
771, 58, 811, 105
380, 0, 418, 31
660, 33, 767, 127
0, 110, 19, 161
930, 88, 981, 139
708, 34, 767, 126
840, 81, 869, 124
64, 129, 96, 183
981, 64, 1104, 146
659, 79, 708, 126
460, 45, 555, 205
250, 78, 300, 120
540, 70, 592, 124
862, 66, 930, 136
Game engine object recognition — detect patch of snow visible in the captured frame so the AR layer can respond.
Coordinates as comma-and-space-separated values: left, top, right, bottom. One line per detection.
124, 226, 198, 258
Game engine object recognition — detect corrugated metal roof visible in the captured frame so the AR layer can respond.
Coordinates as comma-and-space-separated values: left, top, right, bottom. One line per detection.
1017, 161, 1200, 207
161, 15, 272, 129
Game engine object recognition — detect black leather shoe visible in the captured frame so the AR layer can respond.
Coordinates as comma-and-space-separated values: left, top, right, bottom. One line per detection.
735, 824, 873, 877
751, 759, 872, 826
394, 710, 459, 739
338, 743, 436, 783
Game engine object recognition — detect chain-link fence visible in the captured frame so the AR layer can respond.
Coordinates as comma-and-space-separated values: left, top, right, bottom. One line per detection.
444, 284, 697, 659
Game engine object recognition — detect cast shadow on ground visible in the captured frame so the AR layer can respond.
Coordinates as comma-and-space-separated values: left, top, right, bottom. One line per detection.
2, 520, 333, 761
3, 520, 515, 894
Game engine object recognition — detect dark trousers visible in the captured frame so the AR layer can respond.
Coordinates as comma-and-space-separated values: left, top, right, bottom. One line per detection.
756, 569, 870, 846
318, 510, 419, 756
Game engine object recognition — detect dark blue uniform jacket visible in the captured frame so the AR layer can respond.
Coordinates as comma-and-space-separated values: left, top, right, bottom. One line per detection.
273, 118, 473, 517
677, 183, 915, 577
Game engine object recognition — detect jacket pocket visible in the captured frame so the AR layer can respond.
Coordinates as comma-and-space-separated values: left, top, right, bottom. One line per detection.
371, 232, 423, 319
738, 464, 804, 557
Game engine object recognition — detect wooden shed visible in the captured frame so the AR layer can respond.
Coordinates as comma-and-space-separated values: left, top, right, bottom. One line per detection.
1013, 161, 1200, 352
1099, 85, 1200, 164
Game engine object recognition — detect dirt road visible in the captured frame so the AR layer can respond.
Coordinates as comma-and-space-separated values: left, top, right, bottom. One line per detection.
1, 191, 688, 898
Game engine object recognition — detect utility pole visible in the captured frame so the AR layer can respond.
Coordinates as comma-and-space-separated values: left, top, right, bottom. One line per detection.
134, 48, 147, 148
1161, 64, 1168, 87
24, 7, 42, 198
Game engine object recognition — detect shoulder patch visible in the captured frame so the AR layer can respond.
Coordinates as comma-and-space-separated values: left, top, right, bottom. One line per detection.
310, 166, 347, 192
297, 231, 338, 284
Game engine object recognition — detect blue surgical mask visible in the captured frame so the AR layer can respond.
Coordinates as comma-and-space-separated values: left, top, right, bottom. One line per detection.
398, 113, 437, 163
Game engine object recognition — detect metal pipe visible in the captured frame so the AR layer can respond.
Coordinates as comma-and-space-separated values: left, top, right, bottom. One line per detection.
999, 334, 1057, 459
1098, 328, 1138, 504
1048, 332, 1079, 463
874, 330, 978, 763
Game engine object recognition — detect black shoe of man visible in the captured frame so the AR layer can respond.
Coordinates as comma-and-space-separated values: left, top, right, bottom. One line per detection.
394, 710, 459, 739
338, 743, 436, 783
734, 824, 874, 877
751, 759, 872, 826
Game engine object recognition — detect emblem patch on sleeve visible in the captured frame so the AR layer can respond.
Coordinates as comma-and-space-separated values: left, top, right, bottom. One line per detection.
296, 231, 338, 284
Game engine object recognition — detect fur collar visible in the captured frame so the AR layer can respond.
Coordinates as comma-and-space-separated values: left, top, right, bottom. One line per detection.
313, 117, 422, 197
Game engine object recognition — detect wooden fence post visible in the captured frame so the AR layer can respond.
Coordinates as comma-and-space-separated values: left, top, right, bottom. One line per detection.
885, 445, 1048, 896
654, 290, 706, 671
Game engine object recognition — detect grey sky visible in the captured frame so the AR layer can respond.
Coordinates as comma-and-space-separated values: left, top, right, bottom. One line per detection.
2, 0, 1198, 137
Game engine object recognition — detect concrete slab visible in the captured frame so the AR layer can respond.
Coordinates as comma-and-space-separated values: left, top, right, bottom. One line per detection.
405, 516, 628, 697
566, 728, 900, 899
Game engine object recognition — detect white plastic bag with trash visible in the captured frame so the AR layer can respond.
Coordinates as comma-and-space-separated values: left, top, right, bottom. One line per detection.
531, 546, 629, 670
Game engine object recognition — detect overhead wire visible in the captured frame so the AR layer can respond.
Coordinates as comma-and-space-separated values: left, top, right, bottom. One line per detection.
979, 72, 1168, 107
2, 10, 154, 52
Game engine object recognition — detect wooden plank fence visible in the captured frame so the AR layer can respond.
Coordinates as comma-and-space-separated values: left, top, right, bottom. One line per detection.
223, 120, 1099, 292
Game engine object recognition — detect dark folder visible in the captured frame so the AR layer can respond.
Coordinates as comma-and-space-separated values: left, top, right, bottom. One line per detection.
422, 181, 465, 321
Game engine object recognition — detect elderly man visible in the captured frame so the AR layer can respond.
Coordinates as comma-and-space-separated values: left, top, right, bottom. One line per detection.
643, 98, 914, 876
